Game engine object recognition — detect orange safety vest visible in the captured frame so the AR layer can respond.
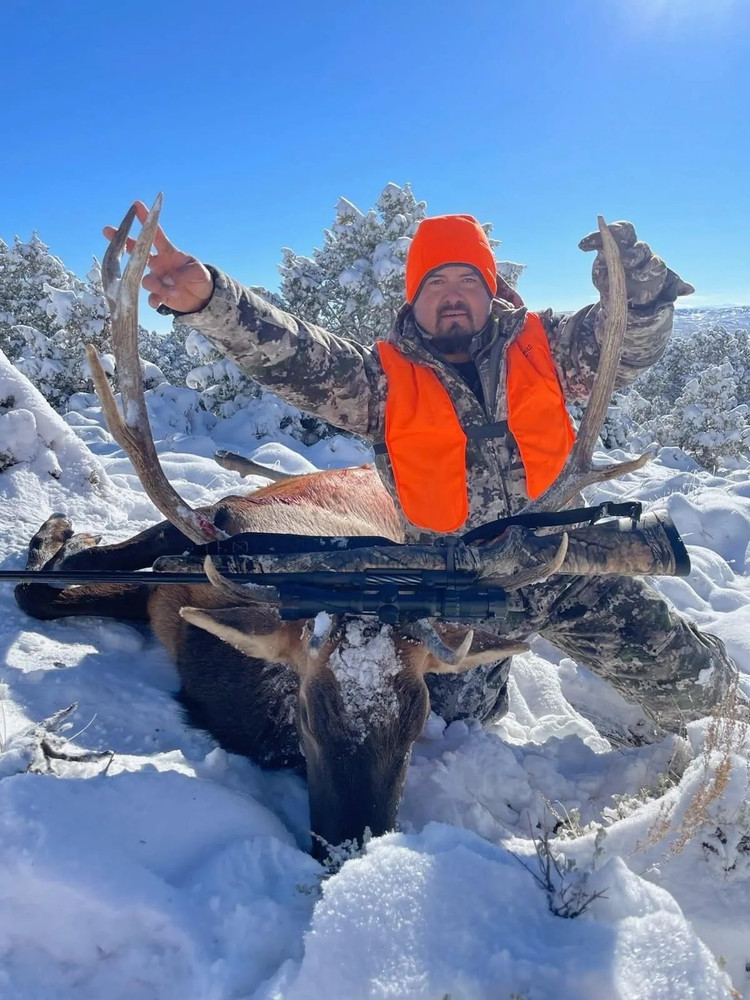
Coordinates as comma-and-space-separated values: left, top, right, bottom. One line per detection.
376, 312, 576, 532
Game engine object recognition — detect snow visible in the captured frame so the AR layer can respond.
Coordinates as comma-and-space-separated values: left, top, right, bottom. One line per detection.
1, 367, 749, 998
674, 305, 750, 338
326, 621, 402, 740
0, 349, 108, 487
43, 281, 78, 326
312, 611, 332, 639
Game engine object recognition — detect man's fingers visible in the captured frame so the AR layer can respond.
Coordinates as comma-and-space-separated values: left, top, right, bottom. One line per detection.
105, 198, 178, 260
133, 199, 178, 255
579, 221, 638, 253
147, 291, 163, 310
142, 272, 170, 296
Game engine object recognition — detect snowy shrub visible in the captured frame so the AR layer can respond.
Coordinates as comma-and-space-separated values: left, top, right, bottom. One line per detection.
0, 407, 40, 473
182, 327, 262, 417
0, 348, 105, 484
142, 382, 217, 438
584, 324, 750, 472
632, 326, 750, 447
0, 235, 76, 360
180, 321, 336, 444
637, 325, 750, 411
0, 234, 198, 411
513, 824, 607, 919
140, 321, 196, 386
643, 684, 750, 866
668, 364, 750, 469
0, 240, 112, 406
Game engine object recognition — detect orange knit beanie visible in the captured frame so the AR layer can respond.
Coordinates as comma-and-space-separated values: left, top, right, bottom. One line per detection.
405, 214, 498, 304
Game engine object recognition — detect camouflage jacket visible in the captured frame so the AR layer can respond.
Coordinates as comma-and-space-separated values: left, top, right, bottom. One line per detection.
180, 267, 675, 542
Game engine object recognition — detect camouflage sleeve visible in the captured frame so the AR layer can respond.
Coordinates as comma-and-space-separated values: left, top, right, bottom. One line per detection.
176, 266, 384, 437
540, 298, 676, 403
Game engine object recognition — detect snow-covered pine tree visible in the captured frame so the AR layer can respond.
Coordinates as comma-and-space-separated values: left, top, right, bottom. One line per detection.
0, 234, 78, 362
278, 183, 424, 344
600, 325, 750, 470
137, 320, 195, 387
0, 231, 199, 408
633, 325, 750, 412
670, 363, 750, 469
182, 327, 257, 417
0, 236, 115, 407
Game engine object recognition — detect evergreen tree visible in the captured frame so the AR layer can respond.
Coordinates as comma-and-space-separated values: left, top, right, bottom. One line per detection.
0, 232, 192, 408
603, 327, 750, 470
669, 363, 750, 468
634, 325, 750, 409
0, 234, 76, 360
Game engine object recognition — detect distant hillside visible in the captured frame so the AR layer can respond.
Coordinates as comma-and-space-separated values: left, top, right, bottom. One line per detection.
673, 305, 750, 337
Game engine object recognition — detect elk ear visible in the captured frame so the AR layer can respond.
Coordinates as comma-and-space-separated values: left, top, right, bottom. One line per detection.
179, 605, 302, 667
425, 624, 529, 675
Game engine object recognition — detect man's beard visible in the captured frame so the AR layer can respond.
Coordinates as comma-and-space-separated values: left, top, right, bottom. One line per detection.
429, 330, 475, 354
428, 301, 477, 353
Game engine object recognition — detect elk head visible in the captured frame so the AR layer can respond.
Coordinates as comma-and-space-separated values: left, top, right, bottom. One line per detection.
179, 577, 525, 860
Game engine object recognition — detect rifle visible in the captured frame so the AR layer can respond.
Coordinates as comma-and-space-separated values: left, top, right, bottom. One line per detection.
1, 503, 689, 623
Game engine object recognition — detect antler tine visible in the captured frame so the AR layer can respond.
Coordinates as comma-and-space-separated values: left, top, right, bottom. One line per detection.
403, 618, 474, 666
524, 216, 651, 514
572, 215, 628, 466
101, 203, 138, 306
203, 556, 280, 605
90, 196, 225, 544
483, 530, 569, 591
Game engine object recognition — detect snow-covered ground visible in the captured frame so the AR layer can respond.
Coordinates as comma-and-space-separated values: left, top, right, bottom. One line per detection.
1, 359, 750, 1000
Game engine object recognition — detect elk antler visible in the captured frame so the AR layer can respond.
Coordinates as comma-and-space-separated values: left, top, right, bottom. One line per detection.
213, 449, 296, 482
523, 216, 652, 514
463, 214, 652, 590
88, 196, 226, 545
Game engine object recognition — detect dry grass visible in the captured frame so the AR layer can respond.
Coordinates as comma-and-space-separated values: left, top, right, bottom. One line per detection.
646, 679, 749, 855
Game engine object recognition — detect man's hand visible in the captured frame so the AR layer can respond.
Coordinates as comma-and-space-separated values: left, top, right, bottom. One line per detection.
579, 220, 694, 306
103, 201, 214, 314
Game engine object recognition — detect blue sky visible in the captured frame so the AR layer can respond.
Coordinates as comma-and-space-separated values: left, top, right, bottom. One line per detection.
3, 0, 748, 330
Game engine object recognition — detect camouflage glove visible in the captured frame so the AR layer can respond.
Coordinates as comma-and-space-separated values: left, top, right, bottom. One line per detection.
579, 221, 694, 306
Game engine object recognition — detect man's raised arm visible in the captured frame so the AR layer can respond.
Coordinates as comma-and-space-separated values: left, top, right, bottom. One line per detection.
174, 267, 382, 435
541, 220, 694, 402
104, 201, 381, 437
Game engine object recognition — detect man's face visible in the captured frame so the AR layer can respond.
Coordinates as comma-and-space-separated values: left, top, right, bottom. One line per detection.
412, 265, 493, 354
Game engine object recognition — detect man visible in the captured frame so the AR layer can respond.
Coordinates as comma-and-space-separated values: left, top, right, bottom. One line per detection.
105, 207, 738, 742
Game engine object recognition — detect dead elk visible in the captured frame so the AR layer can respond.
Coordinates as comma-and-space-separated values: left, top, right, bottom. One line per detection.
14, 469, 516, 859
15, 199, 637, 860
